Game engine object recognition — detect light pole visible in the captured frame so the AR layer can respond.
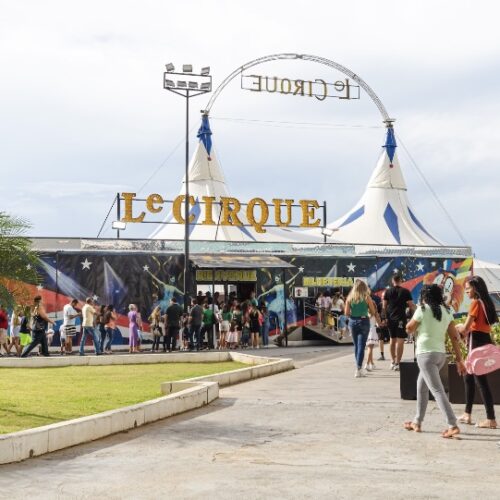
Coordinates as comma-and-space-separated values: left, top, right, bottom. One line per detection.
164, 63, 212, 311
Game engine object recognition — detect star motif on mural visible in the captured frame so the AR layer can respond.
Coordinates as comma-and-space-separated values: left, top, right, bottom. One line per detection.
26, 264, 32, 270
347, 263, 356, 273
298, 266, 304, 273
143, 265, 150, 272
431, 261, 437, 267
393, 268, 399, 273
81, 258, 92, 270
416, 262, 425, 272
92, 294, 99, 302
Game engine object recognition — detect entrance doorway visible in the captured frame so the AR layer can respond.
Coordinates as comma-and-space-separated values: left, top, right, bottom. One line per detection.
237, 282, 257, 302
196, 282, 256, 304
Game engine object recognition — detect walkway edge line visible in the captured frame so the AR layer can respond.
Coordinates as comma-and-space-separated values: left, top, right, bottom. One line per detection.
0, 354, 293, 465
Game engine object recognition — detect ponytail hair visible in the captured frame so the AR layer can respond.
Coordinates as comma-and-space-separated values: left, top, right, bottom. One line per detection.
419, 284, 448, 321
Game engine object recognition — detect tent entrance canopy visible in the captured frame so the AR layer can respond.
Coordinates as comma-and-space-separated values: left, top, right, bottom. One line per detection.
192, 254, 294, 293
191, 254, 294, 304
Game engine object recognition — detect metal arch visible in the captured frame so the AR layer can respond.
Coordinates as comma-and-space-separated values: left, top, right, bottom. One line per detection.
203, 53, 394, 125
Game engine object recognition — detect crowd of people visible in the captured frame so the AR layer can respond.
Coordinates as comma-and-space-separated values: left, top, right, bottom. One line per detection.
0, 290, 273, 357
315, 274, 415, 372
149, 290, 272, 352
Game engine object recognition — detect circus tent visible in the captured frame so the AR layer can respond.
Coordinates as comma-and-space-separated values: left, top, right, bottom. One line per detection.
473, 259, 500, 294
150, 115, 320, 243
315, 125, 442, 246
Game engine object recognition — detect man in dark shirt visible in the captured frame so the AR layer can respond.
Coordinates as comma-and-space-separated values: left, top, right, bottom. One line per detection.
189, 298, 203, 351
164, 297, 183, 352
382, 274, 415, 370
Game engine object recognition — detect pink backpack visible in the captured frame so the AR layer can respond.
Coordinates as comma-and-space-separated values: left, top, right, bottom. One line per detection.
465, 299, 500, 376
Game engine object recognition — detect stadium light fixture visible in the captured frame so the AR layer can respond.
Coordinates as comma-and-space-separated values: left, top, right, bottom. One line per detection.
162, 62, 212, 312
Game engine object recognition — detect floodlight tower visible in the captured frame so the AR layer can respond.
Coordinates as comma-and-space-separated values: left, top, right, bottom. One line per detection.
163, 63, 212, 311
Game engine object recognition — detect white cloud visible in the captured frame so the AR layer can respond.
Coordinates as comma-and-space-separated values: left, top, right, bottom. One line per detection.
1, 0, 500, 260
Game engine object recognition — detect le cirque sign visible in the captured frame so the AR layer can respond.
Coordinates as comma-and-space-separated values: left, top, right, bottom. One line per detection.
120, 193, 324, 234
241, 74, 360, 101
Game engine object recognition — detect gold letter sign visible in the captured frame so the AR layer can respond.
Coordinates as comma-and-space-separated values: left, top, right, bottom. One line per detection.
120, 193, 323, 231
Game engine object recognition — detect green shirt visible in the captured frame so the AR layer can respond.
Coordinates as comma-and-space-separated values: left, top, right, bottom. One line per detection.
350, 300, 369, 318
202, 308, 215, 326
413, 304, 454, 355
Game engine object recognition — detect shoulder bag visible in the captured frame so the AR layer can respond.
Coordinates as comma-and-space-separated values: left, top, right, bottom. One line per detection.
465, 300, 500, 376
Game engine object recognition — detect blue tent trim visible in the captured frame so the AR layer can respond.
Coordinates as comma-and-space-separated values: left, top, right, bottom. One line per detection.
384, 127, 397, 163
339, 205, 365, 228
188, 198, 202, 237
197, 115, 212, 156
237, 225, 257, 241
383, 203, 401, 244
408, 207, 440, 244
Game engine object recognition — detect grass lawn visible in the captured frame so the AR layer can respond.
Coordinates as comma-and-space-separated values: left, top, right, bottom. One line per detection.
0, 361, 246, 434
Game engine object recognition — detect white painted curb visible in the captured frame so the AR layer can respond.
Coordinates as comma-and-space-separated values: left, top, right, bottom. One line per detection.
0, 353, 293, 465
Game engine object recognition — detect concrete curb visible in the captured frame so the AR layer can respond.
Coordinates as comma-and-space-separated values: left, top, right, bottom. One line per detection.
0, 351, 231, 368
0, 353, 293, 465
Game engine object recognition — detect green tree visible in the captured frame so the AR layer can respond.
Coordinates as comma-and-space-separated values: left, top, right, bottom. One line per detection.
0, 212, 40, 309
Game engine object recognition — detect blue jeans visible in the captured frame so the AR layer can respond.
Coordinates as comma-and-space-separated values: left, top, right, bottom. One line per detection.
79, 326, 102, 355
104, 327, 114, 351
350, 318, 370, 369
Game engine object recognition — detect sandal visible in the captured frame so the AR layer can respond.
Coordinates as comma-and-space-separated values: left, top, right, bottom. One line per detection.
403, 421, 421, 432
442, 426, 460, 439
476, 420, 497, 429
457, 415, 473, 425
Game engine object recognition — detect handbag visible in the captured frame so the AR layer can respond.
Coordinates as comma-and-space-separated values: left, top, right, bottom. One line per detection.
465, 300, 500, 376
465, 342, 500, 376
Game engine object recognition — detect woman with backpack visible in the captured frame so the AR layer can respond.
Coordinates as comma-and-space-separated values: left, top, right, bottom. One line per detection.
456, 276, 498, 429
21, 295, 54, 357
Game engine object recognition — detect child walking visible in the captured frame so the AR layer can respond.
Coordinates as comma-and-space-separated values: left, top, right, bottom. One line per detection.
364, 316, 378, 371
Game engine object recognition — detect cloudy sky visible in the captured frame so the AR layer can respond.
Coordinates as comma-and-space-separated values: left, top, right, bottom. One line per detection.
1, 0, 499, 261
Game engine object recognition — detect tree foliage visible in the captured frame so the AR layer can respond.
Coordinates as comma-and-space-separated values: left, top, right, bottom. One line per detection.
0, 212, 40, 309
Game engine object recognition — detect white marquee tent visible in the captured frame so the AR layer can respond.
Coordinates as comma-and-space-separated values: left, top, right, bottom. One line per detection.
315, 126, 442, 246
150, 115, 321, 243
151, 116, 454, 250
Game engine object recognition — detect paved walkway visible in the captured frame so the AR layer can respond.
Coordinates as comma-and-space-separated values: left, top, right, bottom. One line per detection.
0, 350, 499, 499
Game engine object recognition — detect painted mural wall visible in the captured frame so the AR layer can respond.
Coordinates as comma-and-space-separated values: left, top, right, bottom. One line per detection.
19, 252, 472, 345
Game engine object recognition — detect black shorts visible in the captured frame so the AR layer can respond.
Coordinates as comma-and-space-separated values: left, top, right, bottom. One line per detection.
387, 320, 407, 339
376, 326, 390, 342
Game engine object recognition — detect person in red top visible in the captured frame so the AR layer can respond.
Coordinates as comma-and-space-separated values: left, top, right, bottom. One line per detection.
0, 304, 9, 355
456, 276, 498, 429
